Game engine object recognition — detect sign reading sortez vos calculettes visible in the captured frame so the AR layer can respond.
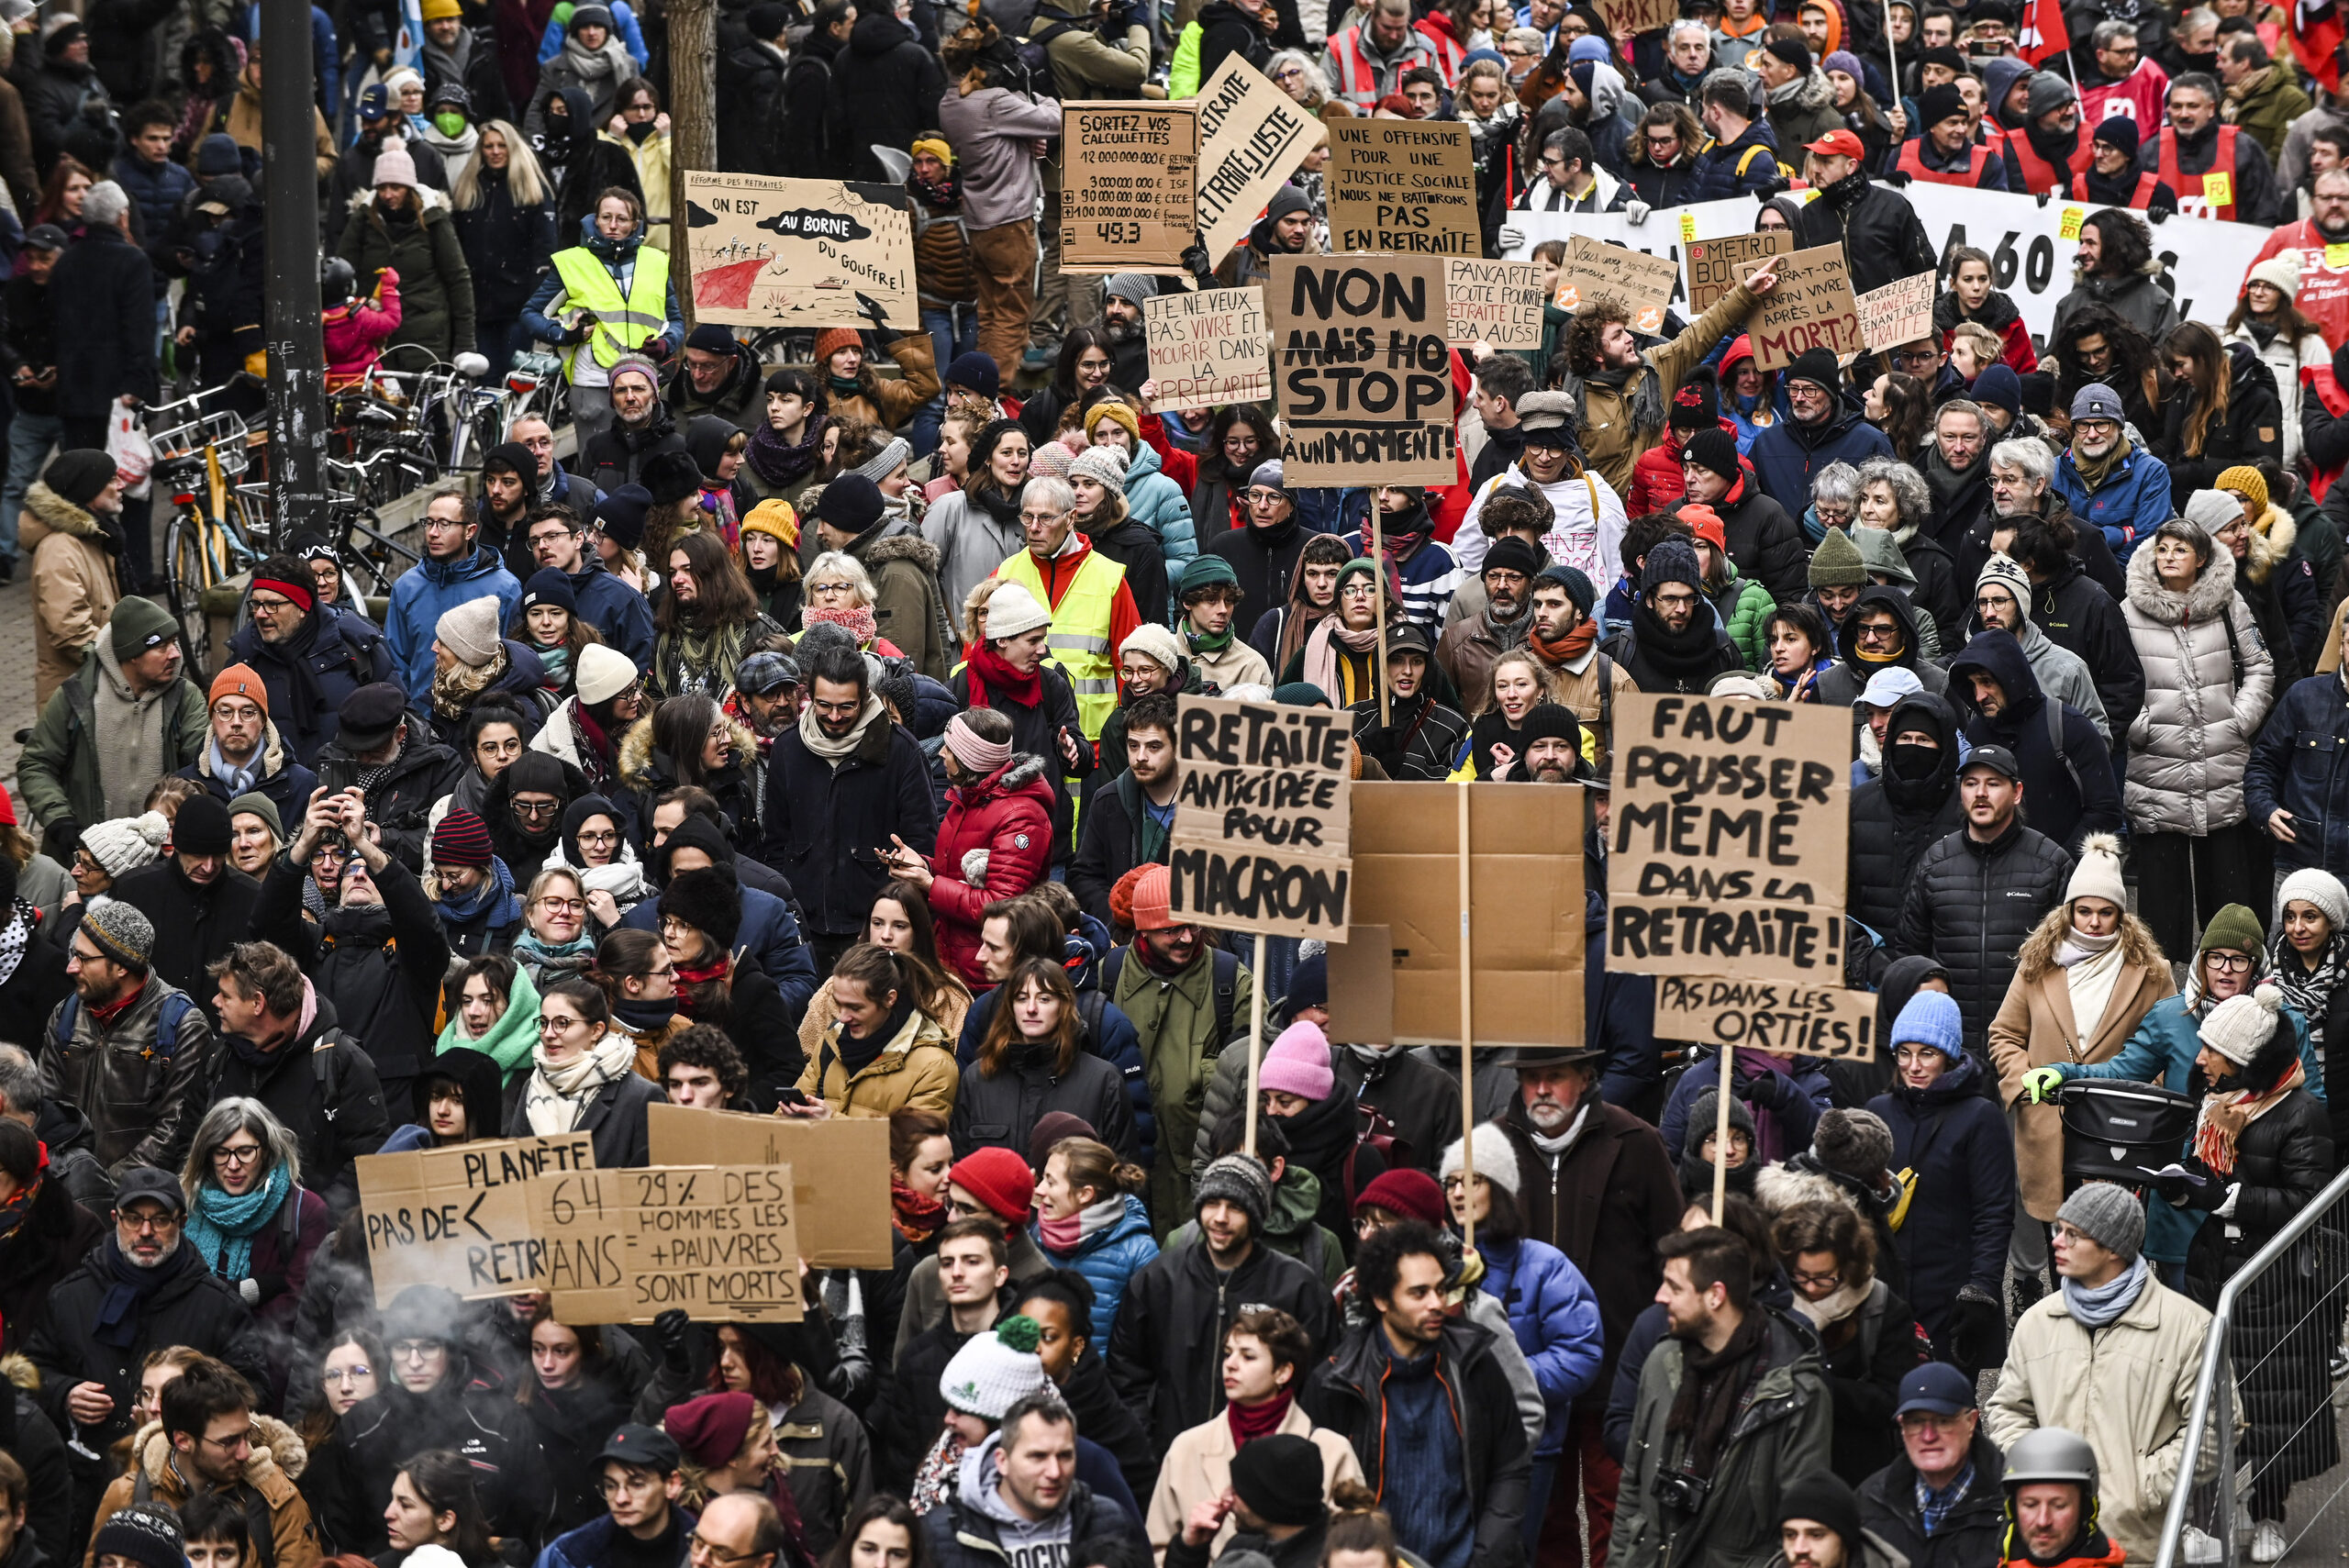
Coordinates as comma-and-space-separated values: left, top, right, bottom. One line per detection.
1268, 254, 1455, 485
1169, 694, 1352, 940
1608, 695, 1850, 981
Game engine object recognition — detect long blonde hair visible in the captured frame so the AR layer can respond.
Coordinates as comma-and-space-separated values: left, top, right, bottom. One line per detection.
453, 120, 550, 210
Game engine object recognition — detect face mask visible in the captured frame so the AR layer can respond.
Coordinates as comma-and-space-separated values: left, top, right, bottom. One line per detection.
434, 111, 467, 137
624, 118, 656, 143
1887, 741, 1942, 781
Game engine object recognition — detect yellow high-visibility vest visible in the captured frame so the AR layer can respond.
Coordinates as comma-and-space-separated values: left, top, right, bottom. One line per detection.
993, 546, 1126, 740
550, 244, 671, 376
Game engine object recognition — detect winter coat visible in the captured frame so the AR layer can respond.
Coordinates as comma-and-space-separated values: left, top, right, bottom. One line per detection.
175, 726, 319, 831
94, 1411, 317, 1568
334, 191, 476, 366
1812, 586, 1952, 709
0, 1155, 106, 1356
1707, 562, 1779, 670
21, 483, 121, 706
1112, 1237, 1336, 1447
926, 753, 1054, 981
2243, 504, 2325, 683
2031, 559, 2146, 747
1867, 1051, 2015, 1342
2121, 544, 2275, 834
2247, 667, 2349, 877
1659, 1051, 1833, 1168
1614, 1309, 1831, 1568
1946, 631, 2126, 852
225, 612, 395, 769
2051, 261, 2182, 351
761, 713, 939, 936
1858, 1431, 2009, 1568
1146, 1403, 1362, 1562
519, 1359, 666, 1536
613, 711, 764, 859
1712, 473, 1809, 608
50, 225, 158, 419
252, 852, 451, 1088
1748, 403, 1897, 523
922, 1452, 1143, 1568
1892, 816, 2076, 1050
798, 1003, 959, 1118
17, 648, 207, 835
1846, 693, 1965, 934
1107, 940, 1253, 1218
1687, 117, 1788, 202
2054, 439, 2175, 559
1794, 169, 1939, 296
953, 978, 1157, 1172
451, 166, 560, 324
848, 529, 952, 682
499, 1055, 666, 1166
831, 12, 947, 181
36, 967, 213, 1178
314, 728, 466, 876
384, 545, 524, 701
2226, 321, 2331, 470
110, 856, 262, 1023
529, 30, 638, 129
1564, 284, 1762, 497
2182, 1078, 2332, 1303
951, 1039, 1136, 1164
332, 1357, 551, 1550
2160, 340, 2284, 505
1475, 1234, 1606, 1461
1122, 442, 1201, 573
1034, 1192, 1157, 1342
202, 995, 391, 1218
1983, 1273, 2214, 1565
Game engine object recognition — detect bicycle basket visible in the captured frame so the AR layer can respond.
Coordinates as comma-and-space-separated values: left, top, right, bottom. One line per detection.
150, 410, 250, 478
2060, 1080, 2198, 1189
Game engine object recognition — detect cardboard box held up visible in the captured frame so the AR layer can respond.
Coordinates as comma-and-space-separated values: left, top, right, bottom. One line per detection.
645, 1104, 893, 1268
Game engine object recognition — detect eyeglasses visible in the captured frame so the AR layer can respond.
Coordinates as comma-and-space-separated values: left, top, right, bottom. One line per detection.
1853, 621, 1901, 645
322, 1365, 373, 1385
540, 1015, 585, 1034
389, 1340, 443, 1359
213, 1142, 265, 1167
1791, 1267, 1842, 1290
536, 895, 586, 914
1273, 63, 1305, 79
198, 1429, 254, 1454
577, 828, 618, 847
2207, 952, 2255, 973
512, 798, 561, 818
119, 1209, 180, 1232
689, 1536, 764, 1566
600, 1473, 664, 1497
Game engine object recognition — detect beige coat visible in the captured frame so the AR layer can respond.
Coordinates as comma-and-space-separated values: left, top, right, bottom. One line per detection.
1142, 1403, 1364, 1562
799, 972, 971, 1070
1987, 908, 2174, 1220
23, 481, 119, 707
794, 1003, 961, 1118
87, 1416, 320, 1568
1984, 1274, 2222, 1565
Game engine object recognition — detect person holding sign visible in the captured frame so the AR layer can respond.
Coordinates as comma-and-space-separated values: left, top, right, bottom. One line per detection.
503, 976, 666, 1165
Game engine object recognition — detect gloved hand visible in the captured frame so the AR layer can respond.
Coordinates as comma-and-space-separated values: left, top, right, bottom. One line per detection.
1947, 1286, 2007, 1377
1497, 224, 1525, 253
2216, 1182, 2242, 1218
1623, 199, 1652, 226
2020, 1065, 2065, 1104
41, 817, 81, 862
1740, 1068, 1792, 1110
2147, 205, 2171, 223
653, 1307, 693, 1373
1182, 234, 1217, 291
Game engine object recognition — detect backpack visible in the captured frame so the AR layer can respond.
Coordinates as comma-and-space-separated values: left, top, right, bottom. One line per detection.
1099, 945, 1239, 1048
54, 991, 200, 1070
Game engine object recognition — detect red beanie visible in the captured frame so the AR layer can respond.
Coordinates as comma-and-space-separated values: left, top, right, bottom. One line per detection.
432, 809, 494, 869
952, 1146, 1035, 1223
1354, 1167, 1446, 1228
662, 1392, 756, 1467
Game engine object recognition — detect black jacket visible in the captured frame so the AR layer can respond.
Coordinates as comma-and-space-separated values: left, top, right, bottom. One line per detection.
109, 858, 262, 1028
2183, 1082, 2332, 1306
2161, 340, 2285, 505
1891, 817, 2075, 1051
252, 852, 451, 1086
1946, 628, 2126, 853
499, 1059, 666, 1167
0, 1385, 72, 1568
1301, 1317, 1532, 1568
1108, 1238, 1336, 1448
779, 28, 852, 180
1858, 1430, 2009, 1568
2030, 558, 2146, 747
1795, 167, 1938, 297
450, 165, 560, 324
1714, 474, 1807, 606
1088, 514, 1174, 635
950, 1043, 1139, 1164
1847, 693, 1965, 936
48, 224, 158, 417
0, 1159, 103, 1358
204, 994, 392, 1216
1195, 0, 1275, 87
832, 12, 946, 183
1070, 769, 1165, 928
20, 59, 111, 174
717, 39, 790, 174
1600, 614, 1744, 694
580, 406, 688, 496
0, 908, 72, 1068
1061, 1344, 1159, 1502
1896, 526, 1966, 653
315, 726, 464, 873
329, 1361, 550, 1552
760, 715, 940, 938
226, 611, 395, 770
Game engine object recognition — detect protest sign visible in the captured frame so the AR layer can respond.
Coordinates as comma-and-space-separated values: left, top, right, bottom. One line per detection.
529, 1165, 802, 1324
1608, 695, 1850, 981
682, 173, 917, 330
1855, 272, 1938, 350
644, 1104, 891, 1267
1196, 55, 1329, 269
1329, 784, 1585, 1046
1445, 260, 1546, 349
1594, 0, 1678, 32
1146, 286, 1271, 404
1685, 229, 1792, 312
1168, 693, 1351, 939
1653, 975, 1876, 1060
1741, 244, 1861, 371
1555, 235, 1679, 330
358, 1135, 598, 1305
1325, 122, 1479, 256
1062, 103, 1199, 272
1268, 253, 1456, 485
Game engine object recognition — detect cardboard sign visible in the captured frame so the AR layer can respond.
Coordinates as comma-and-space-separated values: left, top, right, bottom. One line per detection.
1328, 784, 1585, 1047
1062, 103, 1200, 272
1742, 244, 1861, 371
1594, 0, 1679, 33
1145, 286, 1271, 405
1653, 975, 1876, 1060
1854, 272, 1938, 352
1446, 259, 1546, 349
1195, 55, 1329, 268
530, 1165, 802, 1324
358, 1135, 598, 1305
644, 1104, 892, 1267
1168, 693, 1352, 940
1554, 235, 1679, 331
1268, 254, 1456, 485
1685, 229, 1793, 312
1325, 121, 1480, 256
1608, 695, 1851, 981
682, 172, 917, 330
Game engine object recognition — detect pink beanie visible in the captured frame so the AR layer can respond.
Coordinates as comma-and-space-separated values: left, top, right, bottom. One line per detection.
1259, 1019, 1334, 1101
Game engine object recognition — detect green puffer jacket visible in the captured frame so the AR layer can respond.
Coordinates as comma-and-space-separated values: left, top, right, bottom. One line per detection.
17, 646, 210, 833
1708, 563, 1778, 671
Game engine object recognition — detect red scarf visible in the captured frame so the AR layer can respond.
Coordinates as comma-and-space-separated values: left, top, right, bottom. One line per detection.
1227, 1387, 1295, 1446
90, 980, 148, 1030
672, 953, 730, 1017
1530, 617, 1598, 667
892, 1180, 947, 1241
965, 639, 1044, 708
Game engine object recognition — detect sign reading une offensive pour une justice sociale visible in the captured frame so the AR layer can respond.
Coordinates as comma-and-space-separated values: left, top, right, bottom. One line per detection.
1168, 693, 1351, 939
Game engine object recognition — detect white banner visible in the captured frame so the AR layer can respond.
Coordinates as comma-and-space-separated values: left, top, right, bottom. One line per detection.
1506, 187, 2271, 346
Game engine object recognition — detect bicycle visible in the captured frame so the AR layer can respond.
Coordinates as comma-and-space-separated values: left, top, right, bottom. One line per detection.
359, 345, 504, 473
321, 450, 424, 598
150, 379, 271, 672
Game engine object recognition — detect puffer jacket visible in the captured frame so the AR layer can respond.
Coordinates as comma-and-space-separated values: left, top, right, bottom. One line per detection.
797, 1003, 959, 1117
1121, 440, 1200, 573
225, 608, 395, 768
1845, 695, 1965, 940
2242, 504, 2325, 684
2030, 558, 2144, 745
1747, 400, 1897, 523
2160, 339, 2285, 505
21, 480, 121, 705
2054, 439, 2175, 560
2246, 665, 2349, 880
1892, 815, 2076, 1049
1035, 1192, 1158, 1342
956, 981, 1157, 1168
1866, 1051, 2016, 1346
927, 752, 1054, 983
1475, 1234, 1606, 1462
35, 973, 213, 1175
2181, 1069, 2332, 1307
2122, 543, 2276, 834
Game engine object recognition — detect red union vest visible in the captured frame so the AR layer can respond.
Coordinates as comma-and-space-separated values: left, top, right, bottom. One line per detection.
2156, 124, 2240, 219
2064, 170, 2162, 208
1327, 27, 1383, 107
1897, 136, 1997, 186
1999, 128, 2068, 195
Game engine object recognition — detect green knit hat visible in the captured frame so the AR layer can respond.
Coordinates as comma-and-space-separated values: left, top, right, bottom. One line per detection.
109, 596, 180, 665
1180, 553, 1241, 600
1336, 558, 1380, 593
1809, 527, 1865, 589
227, 792, 284, 840
2199, 904, 2266, 959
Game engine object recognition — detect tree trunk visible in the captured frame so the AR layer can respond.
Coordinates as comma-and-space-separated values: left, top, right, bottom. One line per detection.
667, 0, 718, 328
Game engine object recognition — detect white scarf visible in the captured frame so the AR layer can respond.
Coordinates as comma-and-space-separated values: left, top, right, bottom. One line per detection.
1793, 1277, 1872, 1332
521, 1029, 636, 1134
2058, 933, 2127, 1052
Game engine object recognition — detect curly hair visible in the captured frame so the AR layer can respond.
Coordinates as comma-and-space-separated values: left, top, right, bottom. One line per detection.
2078, 206, 2154, 280
1855, 456, 1932, 530
1561, 293, 1631, 377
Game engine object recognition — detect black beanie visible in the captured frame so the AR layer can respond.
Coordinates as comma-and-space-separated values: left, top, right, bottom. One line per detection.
660, 865, 743, 951
1786, 348, 1842, 395
1765, 34, 1812, 68
1918, 82, 1967, 127
1684, 427, 1741, 483
45, 449, 117, 508
173, 794, 233, 856
814, 473, 886, 537
1230, 1434, 1326, 1528
2091, 115, 2141, 158
1517, 701, 1584, 749
1484, 535, 1543, 579
1778, 1474, 1864, 1552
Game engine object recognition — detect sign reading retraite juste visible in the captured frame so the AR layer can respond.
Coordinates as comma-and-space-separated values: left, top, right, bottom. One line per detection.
1195, 55, 1329, 269
1169, 693, 1352, 940
1268, 253, 1456, 485
1145, 286, 1271, 404
682, 172, 918, 330
529, 1164, 802, 1325
1062, 103, 1199, 272
1653, 975, 1876, 1059
1325, 121, 1479, 256
358, 1135, 599, 1305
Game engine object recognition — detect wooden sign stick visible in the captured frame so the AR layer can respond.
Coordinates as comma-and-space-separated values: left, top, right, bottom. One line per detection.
1244, 930, 1267, 1157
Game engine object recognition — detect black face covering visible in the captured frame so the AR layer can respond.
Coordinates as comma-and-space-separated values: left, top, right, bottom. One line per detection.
1888, 740, 1943, 781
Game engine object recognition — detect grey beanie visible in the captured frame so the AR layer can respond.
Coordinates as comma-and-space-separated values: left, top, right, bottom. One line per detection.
1194, 1152, 1273, 1232
1811, 1108, 1895, 1179
2056, 1182, 2145, 1265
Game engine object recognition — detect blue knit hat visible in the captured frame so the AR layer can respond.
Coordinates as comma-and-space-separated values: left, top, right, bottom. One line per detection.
1891, 990, 1964, 1060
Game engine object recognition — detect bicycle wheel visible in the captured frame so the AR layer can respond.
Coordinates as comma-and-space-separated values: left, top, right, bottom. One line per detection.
164, 513, 212, 673
336, 509, 421, 597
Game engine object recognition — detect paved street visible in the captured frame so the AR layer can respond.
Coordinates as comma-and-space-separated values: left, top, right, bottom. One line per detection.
1, 575, 41, 821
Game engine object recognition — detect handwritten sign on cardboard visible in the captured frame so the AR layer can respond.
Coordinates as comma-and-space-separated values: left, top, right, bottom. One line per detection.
644, 1104, 892, 1267
1145, 285, 1271, 404
1742, 244, 1861, 371
1195, 55, 1329, 269
530, 1164, 802, 1324
1594, 0, 1679, 33
1608, 695, 1851, 981
1855, 272, 1939, 351
1555, 235, 1679, 332
1062, 103, 1199, 272
1653, 975, 1876, 1059
1169, 693, 1352, 939
358, 1135, 599, 1305
682, 172, 917, 330
1685, 229, 1792, 312
1268, 253, 1456, 484
1325, 121, 1480, 256
1446, 259, 1546, 349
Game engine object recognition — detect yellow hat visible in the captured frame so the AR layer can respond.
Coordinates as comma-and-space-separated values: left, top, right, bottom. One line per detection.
1085, 398, 1141, 444
741, 499, 801, 551
2216, 465, 2268, 514
421, 0, 463, 19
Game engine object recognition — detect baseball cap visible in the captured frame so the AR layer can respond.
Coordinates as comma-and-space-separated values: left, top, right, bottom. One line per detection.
1960, 744, 2023, 783
1894, 1362, 1977, 1418
597, 1424, 683, 1474
1805, 128, 1865, 160
359, 83, 393, 118
114, 1166, 186, 1217
22, 223, 66, 252
1384, 622, 1432, 658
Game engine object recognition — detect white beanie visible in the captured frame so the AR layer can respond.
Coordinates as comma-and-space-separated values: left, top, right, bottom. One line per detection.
2277, 867, 2349, 931
2199, 982, 2286, 1067
1068, 445, 1130, 496
574, 643, 639, 706
2247, 250, 2302, 300
81, 811, 171, 880
435, 595, 504, 668
1120, 622, 1186, 676
984, 582, 1051, 641
2066, 832, 2126, 909
2182, 489, 2240, 534
1439, 1122, 1522, 1198
937, 1315, 1054, 1419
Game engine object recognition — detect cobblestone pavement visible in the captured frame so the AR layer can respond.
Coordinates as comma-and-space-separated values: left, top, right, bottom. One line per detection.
0, 576, 38, 820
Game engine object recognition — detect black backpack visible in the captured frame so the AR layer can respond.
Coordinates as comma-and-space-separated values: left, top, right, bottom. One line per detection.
1100, 945, 1239, 1047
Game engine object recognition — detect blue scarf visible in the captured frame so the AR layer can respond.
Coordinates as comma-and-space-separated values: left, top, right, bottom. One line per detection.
512, 928, 596, 977
441, 855, 523, 929
2060, 1254, 2148, 1328
184, 1164, 291, 1284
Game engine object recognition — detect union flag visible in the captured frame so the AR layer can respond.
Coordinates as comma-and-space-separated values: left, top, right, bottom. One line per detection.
2296, 0, 2346, 95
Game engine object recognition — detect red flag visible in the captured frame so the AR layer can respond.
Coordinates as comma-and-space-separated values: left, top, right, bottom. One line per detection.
2017, 0, 2070, 64
2296, 0, 2345, 97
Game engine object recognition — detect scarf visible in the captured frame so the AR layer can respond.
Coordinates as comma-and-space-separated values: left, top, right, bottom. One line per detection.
828, 372, 864, 397
184, 1163, 291, 1282
661, 615, 758, 698
2194, 1058, 2306, 1177
798, 692, 885, 762
522, 1029, 636, 1134
2055, 926, 2120, 965
910, 169, 961, 210
536, 643, 573, 693
1530, 617, 1598, 668
2058, 930, 2127, 1046
2069, 430, 2132, 493
1663, 1307, 1767, 1480
746, 413, 830, 488
910, 1430, 964, 1516
512, 929, 597, 978
893, 1179, 947, 1242
1186, 620, 1235, 654
0, 899, 34, 988
1631, 598, 1726, 683
2060, 1253, 2148, 1328
1037, 1191, 1129, 1255
95, 1234, 186, 1349
964, 639, 1044, 708
206, 737, 260, 796
806, 603, 880, 646
1792, 1277, 1872, 1333
674, 951, 732, 1018
2273, 936, 2347, 1054
1227, 1387, 1295, 1447
433, 648, 510, 717
440, 856, 522, 929
612, 994, 678, 1033
1304, 614, 1381, 709
835, 992, 916, 1080
1469, 708, 1531, 781
0, 1150, 43, 1246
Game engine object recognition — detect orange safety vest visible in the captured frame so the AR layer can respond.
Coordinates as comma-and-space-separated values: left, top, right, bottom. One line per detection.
1327, 28, 1383, 106
1999, 128, 2068, 195
2155, 124, 2239, 219
2064, 170, 2162, 208
1896, 136, 1997, 186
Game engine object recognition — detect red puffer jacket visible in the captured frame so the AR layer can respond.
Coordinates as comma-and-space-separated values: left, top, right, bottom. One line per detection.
927, 752, 1056, 982
1626, 417, 1740, 518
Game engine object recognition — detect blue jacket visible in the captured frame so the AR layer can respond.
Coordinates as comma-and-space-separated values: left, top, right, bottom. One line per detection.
2246, 669, 2349, 882
533, 1506, 695, 1568
1867, 1051, 2014, 1343
566, 559, 655, 674
384, 546, 524, 700
521, 215, 686, 364
111, 150, 195, 281
535, 0, 652, 68
1475, 1235, 1605, 1461
1747, 403, 1895, 521
226, 594, 391, 765
1034, 1193, 1159, 1342
1659, 1049, 1832, 1164
2053, 442, 2174, 559
957, 984, 1157, 1168
621, 882, 818, 1022
1120, 442, 1198, 573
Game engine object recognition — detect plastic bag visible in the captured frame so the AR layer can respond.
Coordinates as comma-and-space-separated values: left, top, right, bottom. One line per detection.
106, 405, 153, 499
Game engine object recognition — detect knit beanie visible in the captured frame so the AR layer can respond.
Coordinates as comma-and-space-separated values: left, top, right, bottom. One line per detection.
433, 809, 495, 869
1809, 528, 1866, 588
436, 596, 504, 668
2055, 1181, 2144, 1264
1286, 951, 1328, 1013
1538, 562, 1597, 616
2247, 250, 2302, 301
2216, 465, 2268, 512
80, 896, 156, 970
1890, 989, 1964, 1060
1678, 504, 1727, 551
856, 436, 913, 484
1683, 427, 1740, 483
1972, 364, 2023, 417
2069, 383, 2124, 423
596, 485, 652, 550
174, 794, 233, 856
812, 328, 861, 366
1440, 1122, 1522, 1198
2182, 489, 2241, 534
1259, 1019, 1334, 1101
1641, 538, 1704, 595
2277, 868, 2349, 930
985, 582, 1052, 640
1822, 49, 1864, 79
1194, 1152, 1274, 1232
2066, 832, 2126, 908
945, 351, 1001, 398
1130, 862, 1177, 932
939, 1315, 1054, 1419
1685, 1089, 1755, 1158
2090, 114, 2142, 158
1709, 673, 1780, 700
227, 791, 284, 840
1248, 460, 1288, 496
1918, 81, 1966, 126
1069, 445, 1130, 495
110, 596, 180, 666
951, 1147, 1035, 1222
1181, 554, 1241, 600
575, 643, 640, 706
1786, 348, 1842, 395
1353, 1167, 1446, 1227
372, 139, 418, 189
1230, 1434, 1327, 1529
1108, 864, 1151, 931
1028, 1112, 1097, 1173
1671, 368, 1721, 431
1120, 622, 1186, 676
1484, 536, 1543, 581
1810, 1108, 1894, 1179
1778, 1475, 1864, 1551
663, 1392, 757, 1468
2199, 982, 2286, 1067
521, 567, 577, 617
2199, 903, 2266, 960
813, 473, 885, 538
1086, 400, 1142, 445
1028, 440, 1075, 481
81, 812, 170, 881
741, 499, 801, 551
209, 662, 268, 716
89, 1506, 183, 1568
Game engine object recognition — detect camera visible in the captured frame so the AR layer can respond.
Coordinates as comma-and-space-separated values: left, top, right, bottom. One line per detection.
1653, 1470, 1710, 1515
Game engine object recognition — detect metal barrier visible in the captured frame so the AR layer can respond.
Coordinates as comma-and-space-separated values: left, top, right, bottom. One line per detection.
2154, 1164, 2349, 1568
